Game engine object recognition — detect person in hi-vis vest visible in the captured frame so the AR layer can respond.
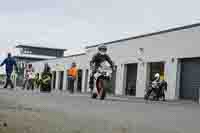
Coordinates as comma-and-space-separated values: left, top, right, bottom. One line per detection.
67, 62, 77, 93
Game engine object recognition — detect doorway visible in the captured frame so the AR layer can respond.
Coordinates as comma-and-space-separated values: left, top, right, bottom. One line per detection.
77, 69, 83, 93
52, 71, 56, 89
84, 69, 89, 93
125, 64, 138, 96
59, 71, 64, 90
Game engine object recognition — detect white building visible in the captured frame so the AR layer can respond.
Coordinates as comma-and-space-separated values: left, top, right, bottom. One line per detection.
32, 23, 200, 100
32, 52, 89, 92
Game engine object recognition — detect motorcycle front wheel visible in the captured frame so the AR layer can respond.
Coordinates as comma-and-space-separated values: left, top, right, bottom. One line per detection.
91, 93, 97, 99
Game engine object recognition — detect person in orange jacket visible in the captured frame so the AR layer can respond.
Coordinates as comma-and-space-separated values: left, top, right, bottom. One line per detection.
67, 62, 78, 93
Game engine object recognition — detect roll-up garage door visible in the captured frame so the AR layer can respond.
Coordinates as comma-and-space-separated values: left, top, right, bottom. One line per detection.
180, 58, 200, 99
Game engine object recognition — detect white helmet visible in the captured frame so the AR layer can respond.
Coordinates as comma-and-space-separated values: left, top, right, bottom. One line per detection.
154, 73, 160, 79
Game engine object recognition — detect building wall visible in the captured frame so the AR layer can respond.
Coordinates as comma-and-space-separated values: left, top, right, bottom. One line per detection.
32, 54, 89, 92
86, 26, 200, 99
31, 25, 200, 100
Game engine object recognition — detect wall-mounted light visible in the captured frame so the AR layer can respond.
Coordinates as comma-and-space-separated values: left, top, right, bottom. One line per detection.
141, 62, 145, 67
138, 48, 144, 55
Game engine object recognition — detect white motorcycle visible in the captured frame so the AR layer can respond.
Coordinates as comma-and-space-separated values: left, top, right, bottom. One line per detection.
91, 61, 113, 100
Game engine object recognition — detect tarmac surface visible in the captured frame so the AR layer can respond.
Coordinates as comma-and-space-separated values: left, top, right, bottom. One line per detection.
0, 89, 199, 133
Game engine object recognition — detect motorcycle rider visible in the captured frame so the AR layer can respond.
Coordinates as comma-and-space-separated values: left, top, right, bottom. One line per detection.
145, 73, 161, 100
89, 44, 114, 91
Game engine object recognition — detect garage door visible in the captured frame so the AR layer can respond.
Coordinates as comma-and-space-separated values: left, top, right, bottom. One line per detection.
180, 58, 200, 99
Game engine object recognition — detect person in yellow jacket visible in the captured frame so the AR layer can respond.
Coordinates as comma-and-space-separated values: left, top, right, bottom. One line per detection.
67, 62, 78, 93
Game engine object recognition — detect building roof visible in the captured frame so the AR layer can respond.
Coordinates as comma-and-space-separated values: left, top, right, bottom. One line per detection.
85, 23, 200, 49
14, 54, 56, 59
12, 47, 57, 59
16, 44, 66, 51
64, 48, 86, 56
30, 53, 86, 63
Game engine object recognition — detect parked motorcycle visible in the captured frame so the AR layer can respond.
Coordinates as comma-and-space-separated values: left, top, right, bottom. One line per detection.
91, 61, 113, 100
144, 80, 167, 101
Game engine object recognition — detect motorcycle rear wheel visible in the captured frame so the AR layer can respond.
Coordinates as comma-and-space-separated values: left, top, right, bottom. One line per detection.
100, 89, 106, 100
97, 79, 106, 100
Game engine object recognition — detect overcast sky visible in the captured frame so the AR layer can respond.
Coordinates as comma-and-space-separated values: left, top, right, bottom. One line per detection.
0, 0, 199, 53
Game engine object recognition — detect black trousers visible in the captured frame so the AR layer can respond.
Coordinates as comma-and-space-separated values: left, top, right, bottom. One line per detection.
68, 77, 75, 93
89, 70, 97, 91
27, 79, 34, 90
4, 72, 14, 89
22, 79, 28, 89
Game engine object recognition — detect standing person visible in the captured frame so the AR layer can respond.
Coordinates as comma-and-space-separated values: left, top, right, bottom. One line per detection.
40, 64, 52, 92
0, 53, 18, 89
22, 64, 34, 90
22, 64, 29, 90
26, 64, 35, 91
34, 73, 40, 89
67, 62, 77, 93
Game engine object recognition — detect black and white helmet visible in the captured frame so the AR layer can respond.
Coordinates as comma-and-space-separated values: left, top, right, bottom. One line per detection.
98, 44, 107, 52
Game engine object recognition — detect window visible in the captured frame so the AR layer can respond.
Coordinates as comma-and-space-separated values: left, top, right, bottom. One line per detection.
23, 48, 32, 54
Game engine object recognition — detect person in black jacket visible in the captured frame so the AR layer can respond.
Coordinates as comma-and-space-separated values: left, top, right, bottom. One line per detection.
89, 44, 114, 91
0, 53, 18, 89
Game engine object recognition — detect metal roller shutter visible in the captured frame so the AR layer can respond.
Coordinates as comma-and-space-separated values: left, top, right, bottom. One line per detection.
180, 58, 200, 99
